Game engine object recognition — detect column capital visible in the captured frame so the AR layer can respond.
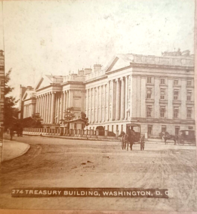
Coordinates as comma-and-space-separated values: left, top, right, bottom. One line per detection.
120, 76, 124, 81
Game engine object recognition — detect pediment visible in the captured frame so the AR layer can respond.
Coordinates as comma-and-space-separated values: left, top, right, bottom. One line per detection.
105, 54, 134, 72
22, 90, 34, 100
35, 76, 51, 90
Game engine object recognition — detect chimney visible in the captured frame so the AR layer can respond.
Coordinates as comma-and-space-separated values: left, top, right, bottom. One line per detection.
84, 68, 92, 75
94, 64, 102, 72
78, 69, 84, 76
27, 86, 33, 90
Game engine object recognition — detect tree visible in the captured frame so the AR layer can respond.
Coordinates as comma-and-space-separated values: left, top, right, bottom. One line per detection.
4, 69, 18, 130
63, 107, 75, 129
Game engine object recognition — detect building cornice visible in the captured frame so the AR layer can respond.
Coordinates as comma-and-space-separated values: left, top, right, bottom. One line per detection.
130, 62, 194, 71
84, 75, 107, 84
36, 84, 62, 92
131, 117, 195, 124
62, 81, 85, 86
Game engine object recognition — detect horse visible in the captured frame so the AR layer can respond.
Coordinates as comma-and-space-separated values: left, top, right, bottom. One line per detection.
163, 133, 177, 145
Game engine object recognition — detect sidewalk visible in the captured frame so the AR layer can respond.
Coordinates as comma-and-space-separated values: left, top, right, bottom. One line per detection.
24, 132, 164, 144
1, 139, 30, 162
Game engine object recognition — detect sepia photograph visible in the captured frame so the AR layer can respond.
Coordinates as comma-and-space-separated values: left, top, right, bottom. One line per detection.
0, 0, 196, 213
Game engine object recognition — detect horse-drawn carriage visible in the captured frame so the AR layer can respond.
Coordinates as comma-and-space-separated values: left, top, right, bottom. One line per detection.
177, 130, 196, 145
121, 123, 145, 151
161, 129, 196, 146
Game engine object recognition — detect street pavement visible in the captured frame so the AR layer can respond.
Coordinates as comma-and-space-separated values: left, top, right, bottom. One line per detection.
0, 134, 197, 212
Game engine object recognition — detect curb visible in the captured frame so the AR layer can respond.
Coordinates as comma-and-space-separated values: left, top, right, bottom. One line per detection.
24, 133, 121, 142
2, 143, 31, 162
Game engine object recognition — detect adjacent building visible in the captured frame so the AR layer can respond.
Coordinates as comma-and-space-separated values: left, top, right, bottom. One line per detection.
19, 50, 195, 137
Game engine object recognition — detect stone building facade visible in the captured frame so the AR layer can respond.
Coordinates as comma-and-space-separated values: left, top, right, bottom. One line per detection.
19, 51, 195, 137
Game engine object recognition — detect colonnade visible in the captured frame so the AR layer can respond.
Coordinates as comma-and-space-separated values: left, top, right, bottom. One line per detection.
35, 90, 72, 124
86, 75, 131, 124
23, 104, 35, 118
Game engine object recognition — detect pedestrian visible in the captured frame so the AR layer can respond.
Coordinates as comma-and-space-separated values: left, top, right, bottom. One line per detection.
140, 134, 145, 150
129, 127, 136, 151
10, 127, 14, 140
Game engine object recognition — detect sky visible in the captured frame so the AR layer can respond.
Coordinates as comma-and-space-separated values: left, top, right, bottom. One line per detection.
0, 0, 195, 100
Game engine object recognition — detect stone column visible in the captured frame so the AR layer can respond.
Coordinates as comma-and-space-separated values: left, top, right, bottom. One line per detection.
90, 89, 92, 122
92, 88, 95, 123
62, 91, 66, 120
103, 84, 106, 122
129, 75, 132, 118
67, 90, 69, 109
42, 95, 45, 122
48, 93, 51, 123
51, 92, 55, 124
66, 91, 69, 108
57, 94, 60, 123
121, 77, 125, 120
99, 86, 102, 122
69, 90, 73, 108
40, 96, 42, 117
44, 95, 46, 123
125, 75, 128, 120
48, 93, 51, 124
46, 94, 48, 122
38, 96, 41, 119
46, 94, 48, 124
111, 80, 115, 120
116, 78, 120, 120
36, 97, 38, 113
95, 88, 98, 122
42, 95, 45, 123
45, 94, 47, 123
85, 89, 88, 116
107, 81, 109, 121
65, 91, 67, 110
38, 96, 41, 115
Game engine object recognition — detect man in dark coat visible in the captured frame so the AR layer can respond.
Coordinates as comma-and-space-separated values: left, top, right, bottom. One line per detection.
10, 127, 14, 140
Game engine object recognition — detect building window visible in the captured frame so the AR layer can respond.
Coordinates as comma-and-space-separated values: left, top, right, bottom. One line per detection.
147, 105, 152, 117
173, 107, 179, 119
161, 125, 166, 133
146, 88, 152, 99
187, 80, 192, 86
147, 125, 152, 136
173, 90, 179, 100
175, 126, 180, 135
187, 107, 192, 118
187, 90, 192, 101
188, 126, 193, 130
160, 78, 165, 84
174, 79, 178, 86
160, 106, 166, 118
147, 77, 152, 84
160, 88, 165, 99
